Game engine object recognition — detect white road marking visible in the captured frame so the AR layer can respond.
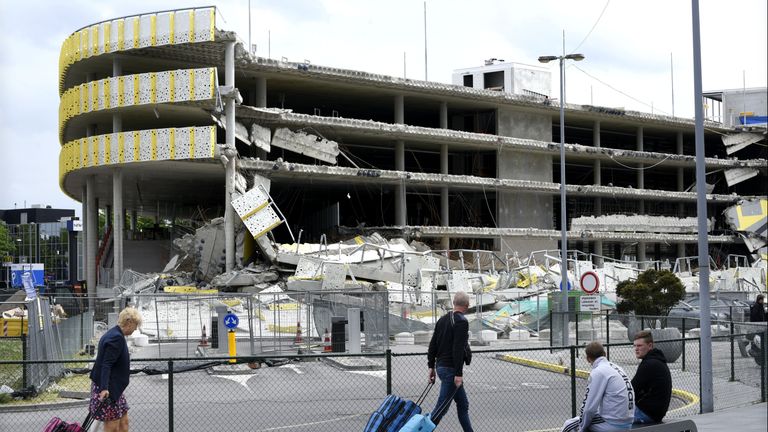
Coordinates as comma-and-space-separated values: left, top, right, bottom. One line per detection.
349, 370, 388, 380
253, 413, 367, 431
279, 364, 303, 374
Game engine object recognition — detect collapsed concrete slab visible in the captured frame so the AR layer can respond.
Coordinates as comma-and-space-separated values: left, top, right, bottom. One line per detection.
271, 127, 339, 164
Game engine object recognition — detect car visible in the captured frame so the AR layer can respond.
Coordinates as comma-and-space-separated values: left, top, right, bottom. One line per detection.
665, 297, 749, 331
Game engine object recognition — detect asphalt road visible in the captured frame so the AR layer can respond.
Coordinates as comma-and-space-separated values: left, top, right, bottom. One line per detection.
0, 339, 762, 432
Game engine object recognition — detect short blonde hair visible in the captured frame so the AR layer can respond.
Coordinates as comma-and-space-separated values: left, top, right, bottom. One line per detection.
118, 307, 142, 327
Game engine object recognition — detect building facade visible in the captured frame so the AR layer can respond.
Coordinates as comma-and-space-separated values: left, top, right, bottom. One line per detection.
57, 7, 767, 291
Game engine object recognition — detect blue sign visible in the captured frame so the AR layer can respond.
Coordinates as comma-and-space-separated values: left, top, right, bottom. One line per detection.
560, 279, 573, 291
223, 313, 239, 329
10, 264, 44, 288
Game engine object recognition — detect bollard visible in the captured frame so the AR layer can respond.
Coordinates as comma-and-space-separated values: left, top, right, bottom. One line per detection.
228, 330, 237, 363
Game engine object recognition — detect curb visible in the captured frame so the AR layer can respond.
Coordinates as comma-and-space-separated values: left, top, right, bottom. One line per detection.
495, 353, 699, 410
0, 398, 88, 413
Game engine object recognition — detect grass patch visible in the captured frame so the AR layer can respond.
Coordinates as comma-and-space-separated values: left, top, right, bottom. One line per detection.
0, 372, 91, 406
0, 338, 23, 389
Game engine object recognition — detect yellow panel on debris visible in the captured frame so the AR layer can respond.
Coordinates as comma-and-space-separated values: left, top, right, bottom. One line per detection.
220, 299, 243, 308
163, 286, 218, 294
268, 303, 299, 311
517, 272, 539, 288
1, 318, 28, 336
267, 324, 298, 333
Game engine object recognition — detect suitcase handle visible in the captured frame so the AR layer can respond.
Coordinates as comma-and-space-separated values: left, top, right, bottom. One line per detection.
415, 382, 434, 407
431, 384, 461, 420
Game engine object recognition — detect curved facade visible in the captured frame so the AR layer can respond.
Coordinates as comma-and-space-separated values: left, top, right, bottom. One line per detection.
60, 7, 767, 292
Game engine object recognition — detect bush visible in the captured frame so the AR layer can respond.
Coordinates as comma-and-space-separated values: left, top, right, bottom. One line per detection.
616, 269, 685, 318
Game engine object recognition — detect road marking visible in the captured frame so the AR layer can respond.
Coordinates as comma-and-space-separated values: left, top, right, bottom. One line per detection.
212, 373, 256, 392
253, 413, 367, 431
521, 382, 550, 389
279, 364, 303, 374
349, 370, 387, 380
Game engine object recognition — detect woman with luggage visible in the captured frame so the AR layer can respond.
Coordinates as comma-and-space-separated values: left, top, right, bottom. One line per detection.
89, 307, 142, 432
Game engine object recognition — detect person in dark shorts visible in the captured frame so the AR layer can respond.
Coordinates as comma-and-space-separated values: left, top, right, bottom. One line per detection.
89, 307, 142, 431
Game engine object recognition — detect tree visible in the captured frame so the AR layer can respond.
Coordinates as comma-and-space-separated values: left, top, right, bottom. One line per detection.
616, 269, 685, 318
0, 221, 15, 260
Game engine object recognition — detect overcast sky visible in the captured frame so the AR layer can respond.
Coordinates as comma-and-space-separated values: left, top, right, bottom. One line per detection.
1, 0, 766, 216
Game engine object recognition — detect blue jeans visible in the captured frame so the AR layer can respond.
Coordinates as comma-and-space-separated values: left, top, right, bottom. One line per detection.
633, 407, 655, 425
432, 366, 473, 431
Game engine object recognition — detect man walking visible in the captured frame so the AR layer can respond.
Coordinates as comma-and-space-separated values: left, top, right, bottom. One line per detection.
631, 331, 672, 425
427, 291, 473, 431
561, 341, 634, 432
750, 294, 766, 323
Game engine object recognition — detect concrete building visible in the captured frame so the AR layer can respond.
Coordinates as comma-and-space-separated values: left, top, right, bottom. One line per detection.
57, 7, 767, 292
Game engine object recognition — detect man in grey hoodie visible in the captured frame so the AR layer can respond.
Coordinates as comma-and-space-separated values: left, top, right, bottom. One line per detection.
561, 341, 635, 432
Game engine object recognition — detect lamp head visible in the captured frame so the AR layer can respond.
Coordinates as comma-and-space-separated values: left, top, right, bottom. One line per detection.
538, 55, 558, 64
565, 53, 585, 61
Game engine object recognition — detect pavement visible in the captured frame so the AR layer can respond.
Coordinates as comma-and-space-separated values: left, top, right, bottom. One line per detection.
679, 402, 767, 432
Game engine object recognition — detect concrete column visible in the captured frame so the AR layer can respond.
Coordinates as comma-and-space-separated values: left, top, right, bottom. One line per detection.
439, 102, 448, 129
130, 209, 137, 233
112, 57, 123, 287
255, 77, 267, 108
637, 241, 647, 268
81, 185, 87, 284
224, 41, 237, 271
593, 121, 602, 217
677, 242, 686, 259
86, 176, 97, 309
395, 140, 406, 226
440, 142, 449, 251
112, 169, 123, 287
636, 126, 644, 213
593, 239, 604, 267
394, 95, 404, 125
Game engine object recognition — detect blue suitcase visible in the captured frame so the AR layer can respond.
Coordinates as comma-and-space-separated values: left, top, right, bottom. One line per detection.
363, 383, 433, 432
398, 412, 436, 432
398, 383, 460, 432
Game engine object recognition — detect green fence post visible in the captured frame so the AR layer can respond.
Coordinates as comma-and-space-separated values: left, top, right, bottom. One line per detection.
729, 319, 735, 382
762, 329, 767, 403
21, 334, 27, 388
606, 312, 610, 361
681, 323, 686, 372
698, 337, 702, 414
550, 310, 554, 347
570, 345, 577, 417
168, 360, 174, 432
386, 349, 392, 395
575, 312, 579, 346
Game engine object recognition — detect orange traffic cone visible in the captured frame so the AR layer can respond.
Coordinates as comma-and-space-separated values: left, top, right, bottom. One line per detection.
199, 325, 209, 347
295, 321, 303, 344
323, 328, 332, 352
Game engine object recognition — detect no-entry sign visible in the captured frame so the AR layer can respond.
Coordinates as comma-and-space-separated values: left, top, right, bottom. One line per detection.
580, 271, 600, 294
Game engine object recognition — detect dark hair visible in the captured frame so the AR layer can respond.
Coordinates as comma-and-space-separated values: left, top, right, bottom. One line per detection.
757, 295, 765, 302
585, 341, 606, 361
634, 330, 653, 344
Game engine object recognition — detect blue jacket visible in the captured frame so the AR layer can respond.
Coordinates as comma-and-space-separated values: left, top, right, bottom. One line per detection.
90, 325, 130, 401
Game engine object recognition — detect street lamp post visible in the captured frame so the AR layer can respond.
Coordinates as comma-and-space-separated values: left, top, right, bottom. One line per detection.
538, 51, 585, 347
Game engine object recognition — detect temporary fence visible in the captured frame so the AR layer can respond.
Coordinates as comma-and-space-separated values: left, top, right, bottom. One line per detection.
1, 328, 765, 432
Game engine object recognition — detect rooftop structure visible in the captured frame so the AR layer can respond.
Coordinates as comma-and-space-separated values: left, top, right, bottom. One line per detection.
56, 7, 767, 293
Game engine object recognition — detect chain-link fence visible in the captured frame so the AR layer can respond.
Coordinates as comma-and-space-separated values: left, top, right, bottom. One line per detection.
1, 330, 765, 432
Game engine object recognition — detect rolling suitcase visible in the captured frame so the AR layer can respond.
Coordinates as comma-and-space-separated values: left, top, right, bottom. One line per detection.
42, 400, 100, 432
363, 383, 433, 432
398, 384, 460, 432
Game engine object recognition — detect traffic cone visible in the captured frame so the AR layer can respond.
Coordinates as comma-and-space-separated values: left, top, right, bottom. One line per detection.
198, 325, 209, 347
323, 328, 332, 352
295, 321, 303, 344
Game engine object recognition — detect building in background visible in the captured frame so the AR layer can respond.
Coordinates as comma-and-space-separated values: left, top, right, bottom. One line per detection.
56, 7, 767, 292
0, 206, 80, 288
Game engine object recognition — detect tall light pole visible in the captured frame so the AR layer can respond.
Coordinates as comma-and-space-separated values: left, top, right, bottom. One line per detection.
539, 50, 585, 347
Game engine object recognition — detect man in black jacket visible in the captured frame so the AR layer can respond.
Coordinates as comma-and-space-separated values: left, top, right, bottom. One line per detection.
427, 291, 473, 431
631, 330, 672, 425
750, 294, 766, 323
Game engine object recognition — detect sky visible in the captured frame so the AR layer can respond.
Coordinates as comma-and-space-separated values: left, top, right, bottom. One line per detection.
0, 0, 766, 216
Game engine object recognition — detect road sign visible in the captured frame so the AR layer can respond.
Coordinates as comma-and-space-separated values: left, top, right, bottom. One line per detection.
223, 313, 239, 329
580, 271, 600, 294
580, 295, 601, 312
